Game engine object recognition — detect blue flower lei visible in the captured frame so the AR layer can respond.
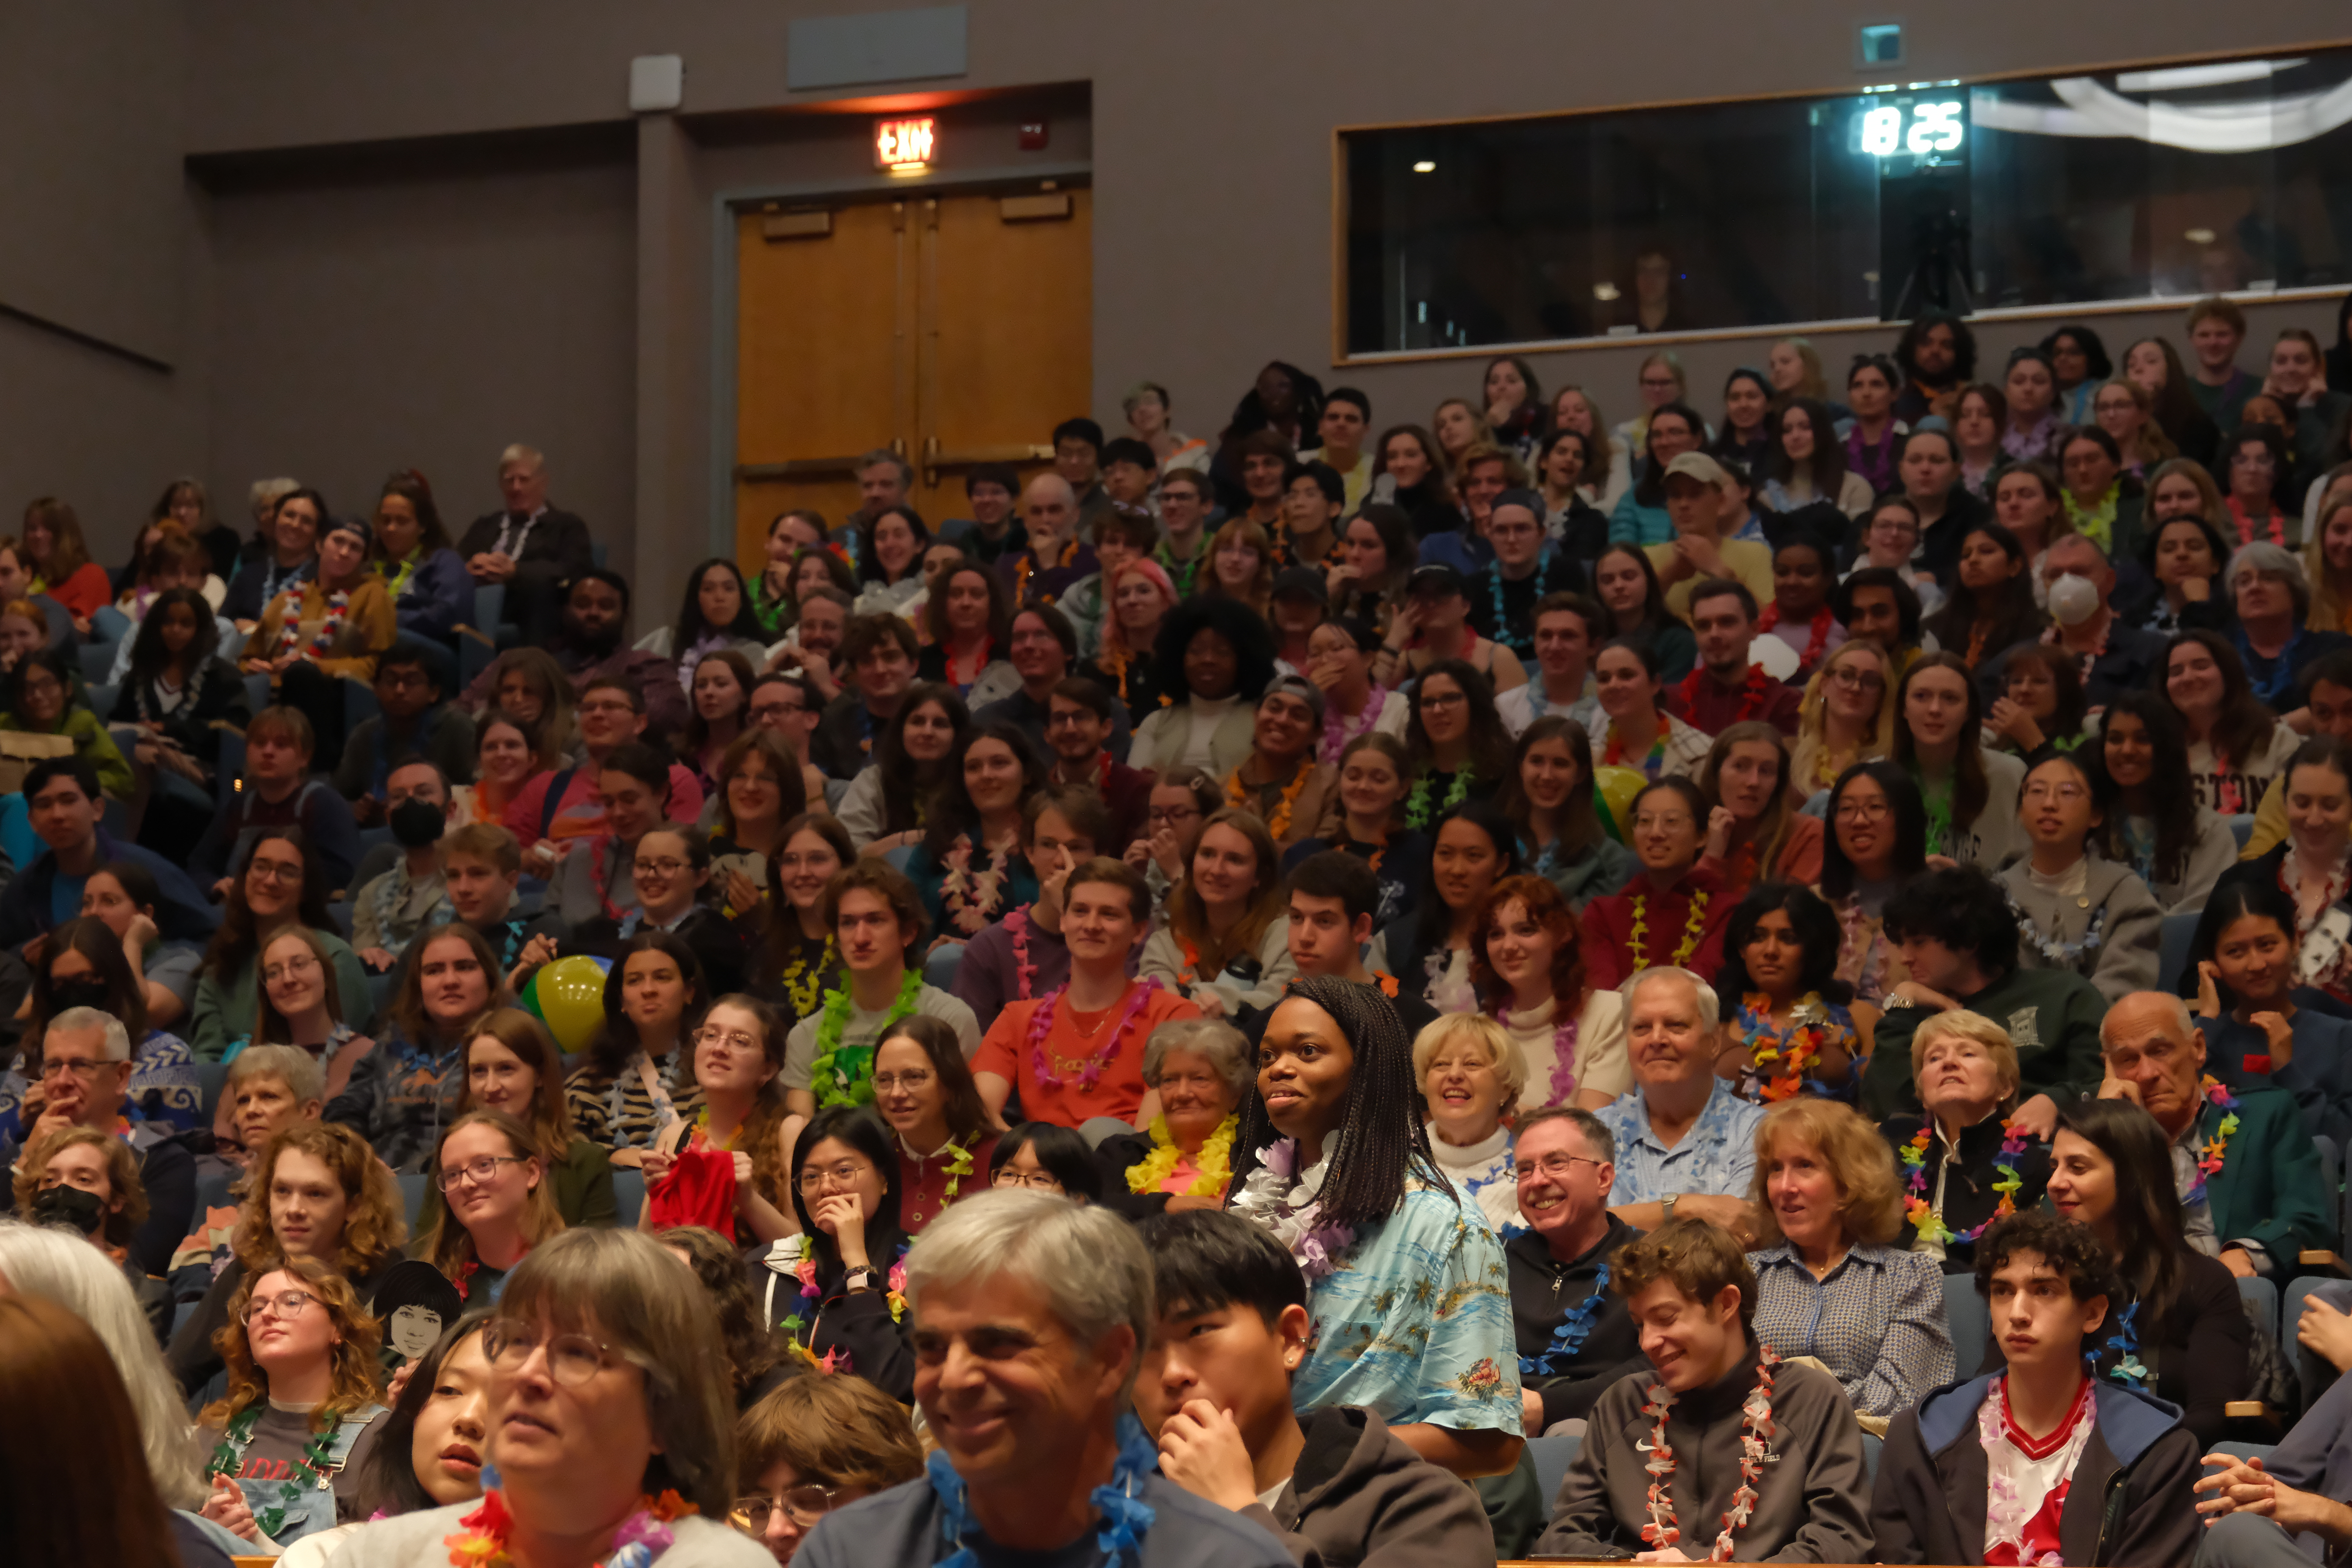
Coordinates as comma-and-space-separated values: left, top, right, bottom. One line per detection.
2092, 1299, 2149, 1388
1521, 1264, 1610, 1377
1489, 567, 1535, 656
930, 1409, 1159, 1568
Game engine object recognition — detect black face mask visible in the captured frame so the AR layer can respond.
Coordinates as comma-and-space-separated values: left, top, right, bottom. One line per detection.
49, 978, 112, 1013
31, 1183, 105, 1237
389, 798, 446, 849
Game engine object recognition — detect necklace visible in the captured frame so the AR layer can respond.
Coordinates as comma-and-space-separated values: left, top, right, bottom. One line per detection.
585, 833, 632, 923
1901, 1116, 2028, 1245
1489, 568, 1536, 656
1003, 906, 1040, 999
1732, 993, 1844, 1102
807, 970, 925, 1108
2184, 1075, 2240, 1206
926, 1412, 1159, 1568
939, 832, 1015, 936
1979, 1373, 2097, 1566
1126, 1114, 1238, 1197
1628, 887, 1710, 970
1026, 978, 1161, 1092
1916, 768, 1955, 856
2280, 846, 2352, 991
2095, 1300, 2150, 1388
2011, 889, 2108, 967
1522, 1265, 1610, 1376
943, 636, 992, 691
1755, 603, 1834, 673
1674, 665, 1775, 726
1228, 759, 1312, 840
1321, 683, 1388, 764
779, 935, 837, 1020
2227, 495, 2287, 548
1635, 1344, 1781, 1561
1156, 538, 1202, 596
1405, 765, 1473, 829
443, 1466, 695, 1568
208, 1405, 347, 1542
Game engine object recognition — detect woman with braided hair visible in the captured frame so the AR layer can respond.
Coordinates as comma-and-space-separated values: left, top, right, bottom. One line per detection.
1226, 974, 1524, 1480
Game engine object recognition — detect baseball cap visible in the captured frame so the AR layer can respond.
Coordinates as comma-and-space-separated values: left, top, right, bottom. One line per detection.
1407, 563, 1469, 599
1663, 452, 1730, 488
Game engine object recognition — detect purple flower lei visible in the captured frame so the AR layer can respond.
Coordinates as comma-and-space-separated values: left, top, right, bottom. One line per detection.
1027, 978, 1161, 1092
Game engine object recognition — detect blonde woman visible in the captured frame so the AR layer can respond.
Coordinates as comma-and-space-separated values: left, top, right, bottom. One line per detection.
1872, 1008, 2053, 1273
1432, 397, 1495, 481
2091, 377, 2178, 474
415, 1109, 566, 1303
1614, 350, 1691, 454
1202, 516, 1275, 620
1550, 385, 1630, 516
1745, 1097, 1955, 1423
1767, 337, 1832, 404
2303, 481, 2352, 633
1139, 807, 1296, 1019
1410, 1013, 1528, 1234
1789, 640, 1896, 798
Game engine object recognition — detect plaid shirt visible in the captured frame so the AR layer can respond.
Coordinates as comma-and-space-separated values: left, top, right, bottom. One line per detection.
1592, 1076, 1765, 1206
1748, 1241, 1955, 1418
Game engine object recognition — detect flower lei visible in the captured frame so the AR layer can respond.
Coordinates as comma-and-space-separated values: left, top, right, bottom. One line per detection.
1756, 603, 1834, 673
1916, 770, 1955, 856
1404, 765, 1473, 830
2227, 495, 2287, 548
1004, 907, 1039, 999
935, 1139, 975, 1201
1628, 888, 1710, 970
1979, 1373, 2096, 1567
1229, 1137, 1356, 1280
1674, 665, 1775, 726
1489, 568, 1536, 656
1604, 723, 1668, 777
1026, 978, 1162, 1092
1901, 1116, 2028, 1246
584, 833, 631, 923
943, 636, 992, 691
1636, 1343, 1780, 1561
208, 1405, 343, 1543
1522, 1265, 1610, 1376
1321, 684, 1388, 764
1228, 759, 1312, 841
2095, 1300, 2150, 1387
779, 1238, 914, 1361
2011, 893, 2108, 968
2279, 846, 2352, 990
450, 1241, 532, 1303
444, 1465, 695, 1568
1155, 537, 1202, 597
1503, 1000, 1582, 1107
779, 936, 837, 1020
938, 832, 1013, 936
1732, 993, 1837, 1102
2184, 1075, 2239, 1206
927, 1411, 1159, 1568
1125, 1113, 1238, 1197
807, 969, 925, 1108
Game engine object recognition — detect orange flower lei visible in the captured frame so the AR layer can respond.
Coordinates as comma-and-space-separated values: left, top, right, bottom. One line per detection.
1226, 760, 1312, 841
1628, 888, 1710, 970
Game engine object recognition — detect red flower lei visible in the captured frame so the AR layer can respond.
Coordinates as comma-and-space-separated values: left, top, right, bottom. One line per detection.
1025, 978, 1161, 1092
1755, 604, 1833, 673
584, 834, 630, 922
943, 636, 992, 689
1636, 1343, 1781, 1561
1674, 665, 1775, 724
2227, 495, 2287, 547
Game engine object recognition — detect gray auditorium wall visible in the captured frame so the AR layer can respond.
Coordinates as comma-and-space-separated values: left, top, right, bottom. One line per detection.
0, 1, 2347, 601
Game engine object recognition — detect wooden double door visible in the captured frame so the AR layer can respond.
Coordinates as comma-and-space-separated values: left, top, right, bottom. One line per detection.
733, 183, 1092, 563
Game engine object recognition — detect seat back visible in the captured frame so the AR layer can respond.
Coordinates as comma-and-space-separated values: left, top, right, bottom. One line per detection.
1524, 1429, 1582, 1508
2157, 912, 2201, 997
2237, 1275, 2280, 1345
613, 1168, 646, 1225
398, 1172, 428, 1230
2316, 1134, 2343, 1249
1944, 1271, 1990, 1377
2229, 814, 2256, 850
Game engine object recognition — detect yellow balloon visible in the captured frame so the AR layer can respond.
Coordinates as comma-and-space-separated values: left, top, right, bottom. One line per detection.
1593, 765, 1649, 841
533, 955, 612, 1055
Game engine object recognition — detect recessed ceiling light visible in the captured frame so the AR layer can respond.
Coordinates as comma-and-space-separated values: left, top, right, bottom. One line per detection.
1411, 160, 1436, 173
2186, 226, 2217, 244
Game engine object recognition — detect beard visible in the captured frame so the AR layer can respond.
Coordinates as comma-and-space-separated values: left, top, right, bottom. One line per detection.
565, 619, 623, 659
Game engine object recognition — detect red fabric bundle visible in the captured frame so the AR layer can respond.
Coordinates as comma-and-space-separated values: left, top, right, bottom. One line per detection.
646, 1147, 737, 1242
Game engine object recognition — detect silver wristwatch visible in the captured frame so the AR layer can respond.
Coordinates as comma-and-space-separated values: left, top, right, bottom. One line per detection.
1661, 1192, 1680, 1222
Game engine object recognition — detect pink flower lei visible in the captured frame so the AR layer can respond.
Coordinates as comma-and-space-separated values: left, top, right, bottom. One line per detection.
1501, 998, 1581, 1106
1026, 978, 1161, 1091
1635, 1344, 1780, 1561
939, 833, 1012, 937
1321, 682, 1388, 764
1004, 906, 1039, 999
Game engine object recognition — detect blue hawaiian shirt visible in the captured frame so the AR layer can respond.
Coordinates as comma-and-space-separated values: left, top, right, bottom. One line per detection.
1593, 1076, 1766, 1205
1293, 1177, 1524, 1435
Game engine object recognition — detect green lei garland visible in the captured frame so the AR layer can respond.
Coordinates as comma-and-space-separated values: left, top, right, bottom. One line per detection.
1916, 769, 1954, 857
807, 969, 925, 1109
207, 1405, 342, 1542
1404, 766, 1474, 830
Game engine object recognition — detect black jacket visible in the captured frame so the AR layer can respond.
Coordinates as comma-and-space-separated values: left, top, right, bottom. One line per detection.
749, 1232, 915, 1402
110, 656, 252, 766
454, 507, 594, 595
1876, 1110, 2054, 1275
1508, 1214, 1648, 1426
1871, 1374, 2201, 1566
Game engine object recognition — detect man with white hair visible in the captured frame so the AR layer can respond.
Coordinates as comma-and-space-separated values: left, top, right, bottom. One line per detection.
455, 443, 594, 644
1591, 967, 1764, 1242
796, 1191, 1294, 1568
2229, 541, 2352, 713
1, 1008, 194, 1277
1002, 473, 1095, 606
2023, 533, 2166, 710
2096, 990, 2330, 1283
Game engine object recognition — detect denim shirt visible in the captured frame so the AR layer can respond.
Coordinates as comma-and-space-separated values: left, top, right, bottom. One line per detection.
1592, 1076, 1766, 1205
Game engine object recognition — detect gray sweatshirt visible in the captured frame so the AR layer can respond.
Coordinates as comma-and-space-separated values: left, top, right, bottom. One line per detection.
1244, 1405, 1497, 1568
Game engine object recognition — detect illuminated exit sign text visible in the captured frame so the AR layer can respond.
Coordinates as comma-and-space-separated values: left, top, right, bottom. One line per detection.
875, 117, 936, 170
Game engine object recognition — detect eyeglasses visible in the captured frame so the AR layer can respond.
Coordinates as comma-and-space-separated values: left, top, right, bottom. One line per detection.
796, 1160, 874, 1192
437, 1154, 527, 1191
1514, 1154, 1606, 1181
1148, 806, 1201, 824
991, 1168, 1063, 1192
1833, 800, 1891, 824
1420, 692, 1467, 711
263, 953, 320, 984
481, 1320, 612, 1385
2022, 782, 2090, 803
241, 1289, 320, 1326
1826, 668, 1883, 692
696, 1025, 761, 1053
633, 857, 689, 877
39, 1055, 115, 1081
871, 1069, 934, 1092
247, 859, 304, 886
732, 1487, 841, 1532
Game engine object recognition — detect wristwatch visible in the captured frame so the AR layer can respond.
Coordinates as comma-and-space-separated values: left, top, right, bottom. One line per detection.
1661, 1193, 1680, 1222
843, 1266, 881, 1293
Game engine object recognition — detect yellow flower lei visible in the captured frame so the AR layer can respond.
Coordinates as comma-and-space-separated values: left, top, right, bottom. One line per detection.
1125, 1114, 1238, 1198
1628, 888, 1710, 969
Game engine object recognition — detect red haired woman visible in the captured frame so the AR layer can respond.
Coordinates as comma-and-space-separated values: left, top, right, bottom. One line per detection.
1469, 873, 1628, 1111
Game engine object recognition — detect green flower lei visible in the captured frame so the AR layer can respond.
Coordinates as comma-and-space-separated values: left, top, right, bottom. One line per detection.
808, 969, 926, 1109
1404, 766, 1474, 830
207, 1404, 342, 1542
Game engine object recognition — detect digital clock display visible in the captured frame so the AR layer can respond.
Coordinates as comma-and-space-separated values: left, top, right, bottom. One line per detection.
1854, 99, 1967, 162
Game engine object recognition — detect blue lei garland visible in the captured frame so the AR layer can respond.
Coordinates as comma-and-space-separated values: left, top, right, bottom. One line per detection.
2092, 1300, 2149, 1388
1521, 1265, 1610, 1377
931, 1409, 1158, 1568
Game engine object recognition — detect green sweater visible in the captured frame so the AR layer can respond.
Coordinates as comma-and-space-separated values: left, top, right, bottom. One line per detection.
190, 928, 375, 1062
1, 708, 133, 800
2199, 1082, 2333, 1267
1860, 965, 2109, 1119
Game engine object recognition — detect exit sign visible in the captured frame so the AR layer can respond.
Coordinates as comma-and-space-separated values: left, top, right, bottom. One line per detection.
875, 117, 936, 170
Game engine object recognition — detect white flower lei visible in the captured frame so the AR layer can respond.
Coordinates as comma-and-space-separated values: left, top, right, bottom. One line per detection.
1228, 1137, 1354, 1280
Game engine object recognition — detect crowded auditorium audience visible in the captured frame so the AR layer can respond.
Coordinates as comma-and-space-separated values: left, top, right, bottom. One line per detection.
16, 301, 2352, 1563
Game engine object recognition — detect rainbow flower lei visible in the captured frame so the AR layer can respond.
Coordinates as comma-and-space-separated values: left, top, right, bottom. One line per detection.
443, 1466, 695, 1568
1901, 1116, 2028, 1247
1636, 1342, 1780, 1561
2185, 1075, 2240, 1206
1732, 992, 1840, 1102
1027, 978, 1161, 1092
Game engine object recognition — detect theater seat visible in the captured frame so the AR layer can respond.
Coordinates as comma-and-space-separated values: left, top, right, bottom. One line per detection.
398, 1171, 427, 1229
1944, 1272, 1989, 1377
2238, 1274, 2280, 1343
1524, 1428, 1581, 1507
613, 1168, 646, 1225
